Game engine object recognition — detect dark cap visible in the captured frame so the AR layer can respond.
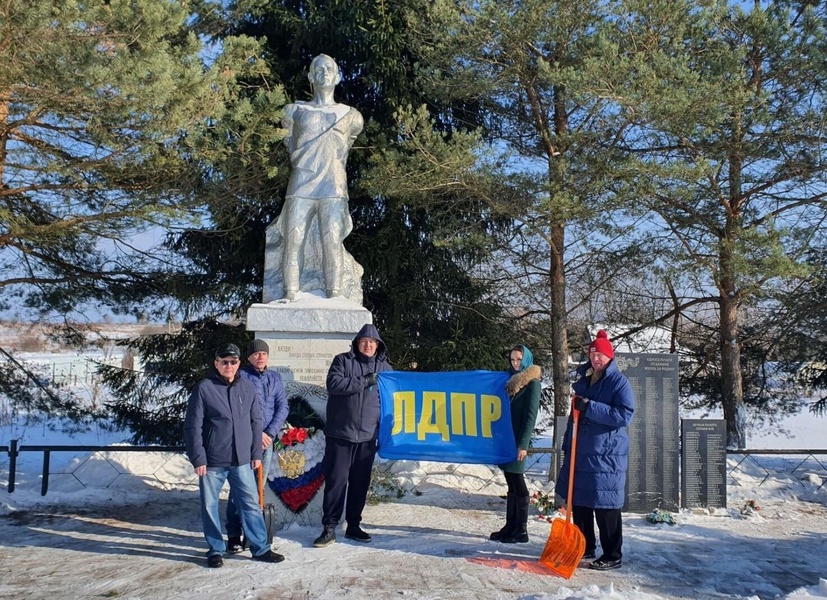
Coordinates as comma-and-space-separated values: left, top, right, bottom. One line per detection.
247, 339, 270, 357
215, 343, 240, 359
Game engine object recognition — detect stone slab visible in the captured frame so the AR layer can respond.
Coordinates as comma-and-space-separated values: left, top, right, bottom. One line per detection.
247, 292, 371, 334
247, 293, 373, 387
248, 334, 351, 386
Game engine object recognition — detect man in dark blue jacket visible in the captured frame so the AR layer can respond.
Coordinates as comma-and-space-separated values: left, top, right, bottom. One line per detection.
313, 323, 392, 547
184, 343, 285, 568
225, 339, 289, 553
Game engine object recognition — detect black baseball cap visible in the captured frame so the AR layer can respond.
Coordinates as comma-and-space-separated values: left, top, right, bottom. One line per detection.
215, 343, 241, 359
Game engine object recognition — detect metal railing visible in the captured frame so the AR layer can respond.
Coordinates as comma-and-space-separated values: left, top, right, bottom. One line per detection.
525, 447, 557, 482
3, 441, 826, 497
3, 439, 185, 496
726, 449, 827, 489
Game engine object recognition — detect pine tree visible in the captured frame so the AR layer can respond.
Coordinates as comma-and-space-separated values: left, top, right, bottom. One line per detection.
0, 0, 286, 427
614, 0, 827, 447
365, 0, 646, 416
164, 0, 517, 369
0, 0, 238, 316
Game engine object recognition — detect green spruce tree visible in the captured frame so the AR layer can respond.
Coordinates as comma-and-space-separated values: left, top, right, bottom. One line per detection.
102, 0, 519, 443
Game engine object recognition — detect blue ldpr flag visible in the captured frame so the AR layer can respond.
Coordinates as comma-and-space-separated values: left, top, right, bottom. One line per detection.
377, 370, 517, 464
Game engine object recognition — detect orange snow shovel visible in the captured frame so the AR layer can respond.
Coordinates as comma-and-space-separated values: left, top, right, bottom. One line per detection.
539, 405, 586, 579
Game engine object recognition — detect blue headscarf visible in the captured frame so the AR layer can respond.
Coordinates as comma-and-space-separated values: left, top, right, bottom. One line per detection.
508, 345, 534, 374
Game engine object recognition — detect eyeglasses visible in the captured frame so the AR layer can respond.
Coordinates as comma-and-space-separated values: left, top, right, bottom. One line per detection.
217, 359, 240, 366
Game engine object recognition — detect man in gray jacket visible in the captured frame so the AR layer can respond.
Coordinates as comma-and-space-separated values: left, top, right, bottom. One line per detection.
313, 323, 392, 547
184, 343, 285, 568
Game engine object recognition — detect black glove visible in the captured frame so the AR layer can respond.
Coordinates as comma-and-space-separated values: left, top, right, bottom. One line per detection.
364, 372, 378, 388
573, 395, 590, 413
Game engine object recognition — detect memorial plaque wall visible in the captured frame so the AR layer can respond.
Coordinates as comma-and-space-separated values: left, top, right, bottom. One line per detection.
618, 353, 680, 513
681, 419, 727, 509
553, 415, 569, 505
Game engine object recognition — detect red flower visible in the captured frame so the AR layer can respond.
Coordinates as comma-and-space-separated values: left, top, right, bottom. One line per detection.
276, 426, 314, 451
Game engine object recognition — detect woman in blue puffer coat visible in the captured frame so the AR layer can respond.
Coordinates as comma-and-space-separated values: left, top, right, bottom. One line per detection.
555, 330, 634, 571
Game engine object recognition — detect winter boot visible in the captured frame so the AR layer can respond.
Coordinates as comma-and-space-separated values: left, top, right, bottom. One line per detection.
501, 495, 529, 543
253, 549, 285, 563
490, 493, 516, 541
313, 525, 337, 548
226, 535, 244, 554
345, 524, 372, 543
207, 554, 223, 568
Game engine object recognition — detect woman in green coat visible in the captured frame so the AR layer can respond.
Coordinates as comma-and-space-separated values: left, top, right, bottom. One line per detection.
490, 345, 542, 544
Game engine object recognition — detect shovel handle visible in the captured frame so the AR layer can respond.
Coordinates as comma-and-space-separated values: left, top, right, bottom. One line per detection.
257, 464, 265, 510
565, 406, 580, 524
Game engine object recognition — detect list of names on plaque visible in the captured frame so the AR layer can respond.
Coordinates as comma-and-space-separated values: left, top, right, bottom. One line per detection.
619, 353, 680, 513
681, 419, 727, 509
263, 337, 351, 385
553, 415, 569, 505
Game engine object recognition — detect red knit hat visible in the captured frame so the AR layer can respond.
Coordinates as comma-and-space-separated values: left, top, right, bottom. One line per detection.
589, 330, 614, 359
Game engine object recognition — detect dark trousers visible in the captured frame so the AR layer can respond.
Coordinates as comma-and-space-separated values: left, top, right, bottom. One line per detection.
504, 471, 528, 498
572, 505, 623, 560
321, 437, 377, 527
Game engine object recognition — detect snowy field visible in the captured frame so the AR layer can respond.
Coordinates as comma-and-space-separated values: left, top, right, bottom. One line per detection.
1, 389, 826, 599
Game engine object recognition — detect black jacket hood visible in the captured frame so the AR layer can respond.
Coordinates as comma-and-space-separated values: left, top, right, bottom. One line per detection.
351, 323, 387, 358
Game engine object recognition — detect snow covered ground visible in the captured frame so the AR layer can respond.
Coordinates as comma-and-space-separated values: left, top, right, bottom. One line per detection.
1, 409, 825, 600
1, 393, 826, 599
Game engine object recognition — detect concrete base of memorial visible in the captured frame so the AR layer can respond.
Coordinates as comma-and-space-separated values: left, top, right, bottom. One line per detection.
246, 292, 373, 388
249, 293, 372, 531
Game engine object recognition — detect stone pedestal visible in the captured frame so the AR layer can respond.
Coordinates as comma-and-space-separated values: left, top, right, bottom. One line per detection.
247, 291, 372, 531
247, 292, 372, 387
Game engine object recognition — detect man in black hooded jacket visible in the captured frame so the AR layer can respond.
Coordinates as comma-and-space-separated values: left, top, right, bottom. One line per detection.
313, 323, 392, 547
